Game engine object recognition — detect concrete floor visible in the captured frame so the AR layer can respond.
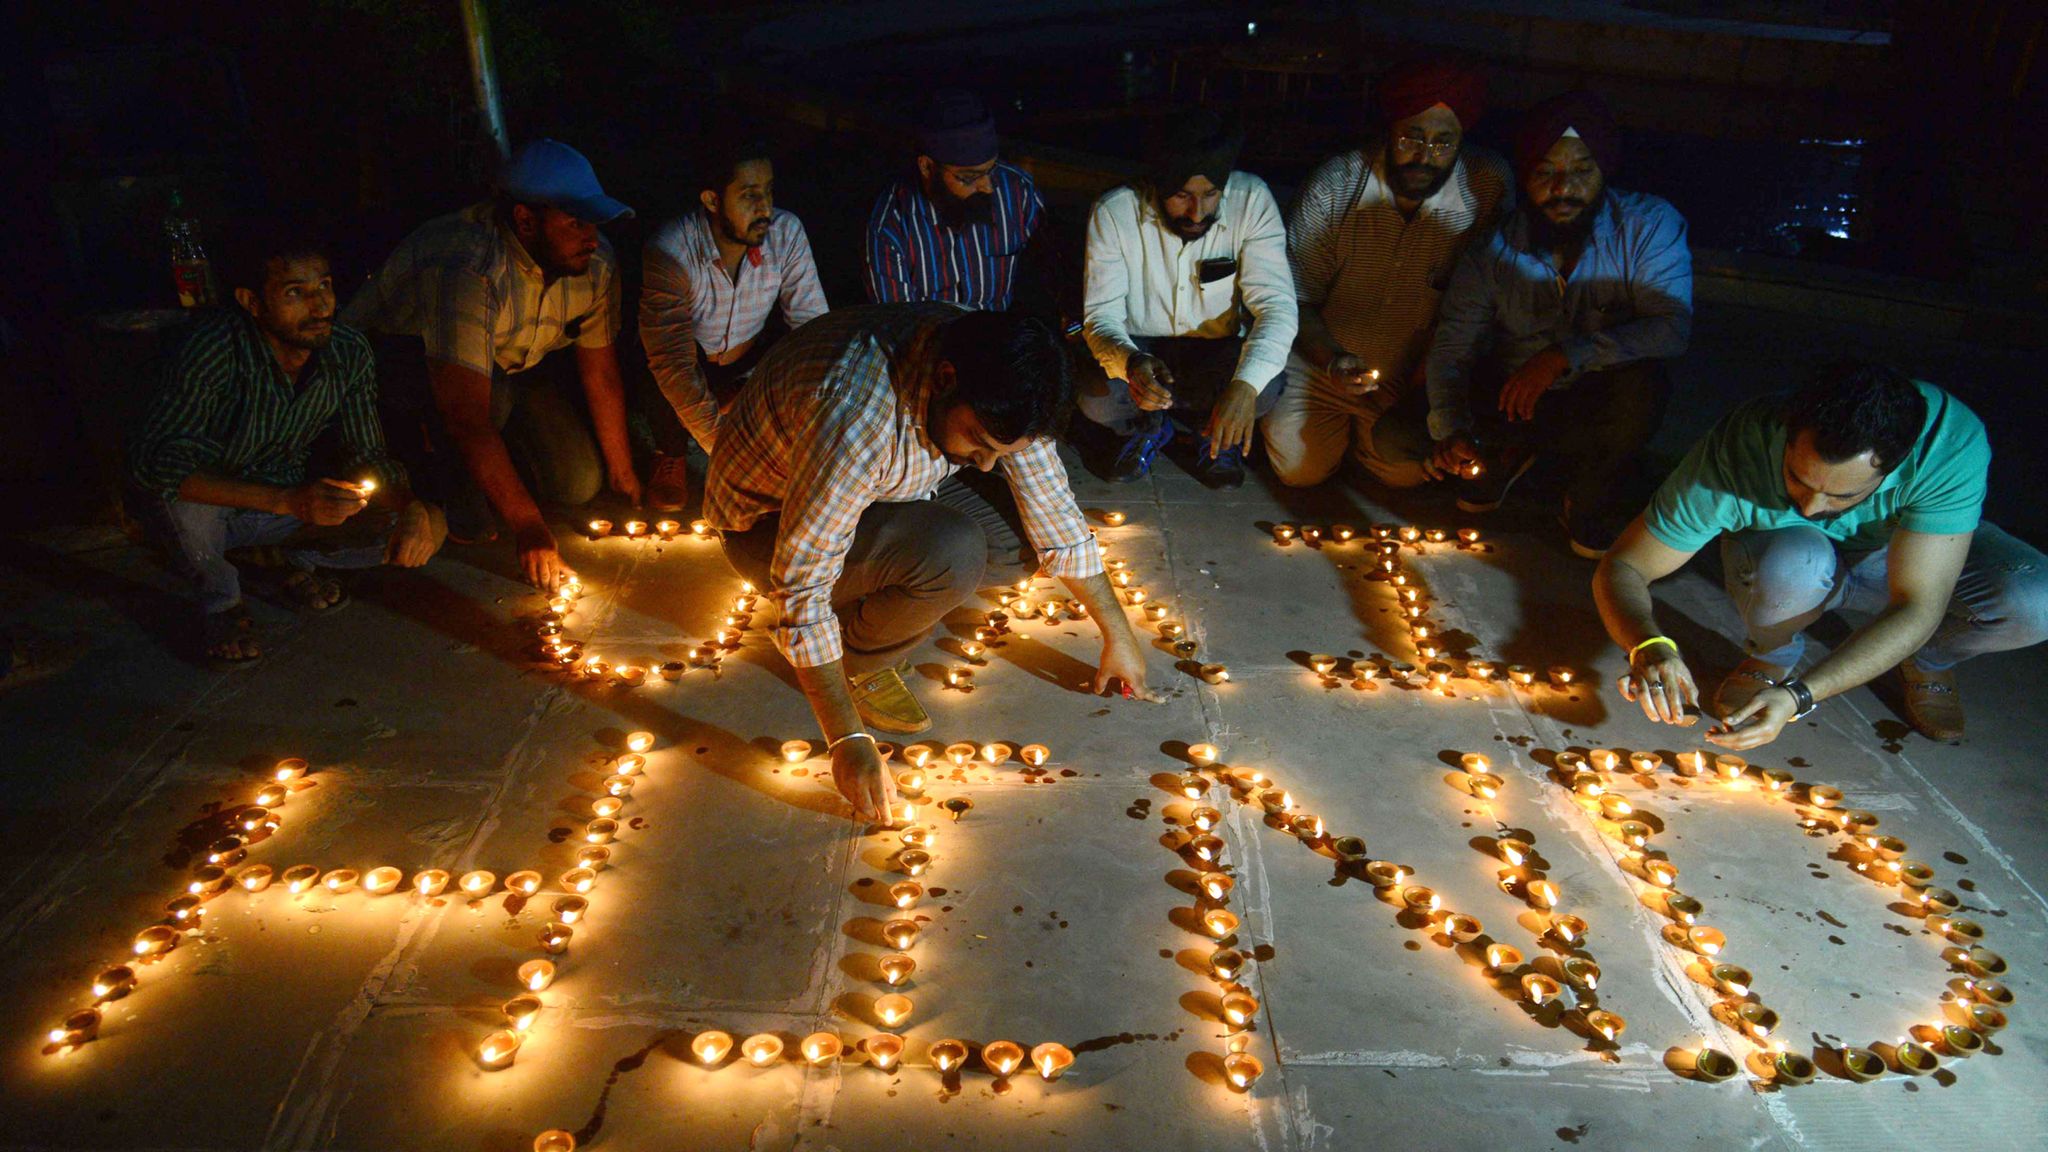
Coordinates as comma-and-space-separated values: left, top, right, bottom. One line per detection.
1, 419, 2042, 1151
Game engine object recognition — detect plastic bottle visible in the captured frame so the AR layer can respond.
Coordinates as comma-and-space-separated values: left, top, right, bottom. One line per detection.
165, 191, 212, 307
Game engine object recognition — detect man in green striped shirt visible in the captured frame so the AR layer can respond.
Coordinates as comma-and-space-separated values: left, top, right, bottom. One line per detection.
128, 218, 445, 666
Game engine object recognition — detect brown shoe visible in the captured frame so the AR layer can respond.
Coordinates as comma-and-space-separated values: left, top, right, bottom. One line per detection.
647, 453, 691, 513
1713, 658, 1788, 722
848, 664, 932, 735
1895, 660, 1964, 740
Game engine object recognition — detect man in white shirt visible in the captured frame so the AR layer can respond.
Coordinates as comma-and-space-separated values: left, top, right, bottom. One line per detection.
1078, 111, 1298, 488
1265, 58, 1511, 489
638, 138, 828, 509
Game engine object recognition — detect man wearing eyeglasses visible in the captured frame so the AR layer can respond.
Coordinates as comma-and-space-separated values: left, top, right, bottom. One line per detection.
1265, 57, 1511, 490
1425, 90, 1693, 559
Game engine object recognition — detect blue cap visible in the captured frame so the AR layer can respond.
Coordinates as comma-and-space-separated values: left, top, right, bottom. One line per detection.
497, 139, 633, 224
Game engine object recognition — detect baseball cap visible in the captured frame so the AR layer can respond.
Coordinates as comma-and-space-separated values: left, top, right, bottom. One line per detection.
498, 139, 634, 224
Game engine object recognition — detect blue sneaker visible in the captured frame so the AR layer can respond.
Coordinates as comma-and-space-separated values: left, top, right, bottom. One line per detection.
1109, 419, 1174, 483
1191, 438, 1247, 489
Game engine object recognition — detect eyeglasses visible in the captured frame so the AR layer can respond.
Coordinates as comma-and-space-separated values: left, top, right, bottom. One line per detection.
1393, 134, 1459, 161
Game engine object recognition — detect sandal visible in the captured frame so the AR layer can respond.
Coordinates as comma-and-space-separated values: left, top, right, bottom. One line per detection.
202, 605, 264, 670
280, 569, 351, 614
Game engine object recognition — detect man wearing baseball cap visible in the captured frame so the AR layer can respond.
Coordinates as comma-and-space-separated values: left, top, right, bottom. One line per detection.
348, 138, 647, 591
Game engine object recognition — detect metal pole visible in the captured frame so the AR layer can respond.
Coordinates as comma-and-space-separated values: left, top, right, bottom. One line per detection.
458, 0, 511, 162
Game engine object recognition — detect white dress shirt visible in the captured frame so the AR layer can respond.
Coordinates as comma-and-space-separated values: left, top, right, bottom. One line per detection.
1082, 170, 1298, 393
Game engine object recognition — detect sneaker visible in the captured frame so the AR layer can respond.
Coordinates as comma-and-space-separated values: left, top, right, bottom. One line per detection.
1894, 659, 1964, 740
1189, 439, 1246, 489
847, 664, 933, 735
647, 453, 690, 512
1107, 419, 1174, 483
1455, 444, 1537, 513
1713, 657, 1788, 722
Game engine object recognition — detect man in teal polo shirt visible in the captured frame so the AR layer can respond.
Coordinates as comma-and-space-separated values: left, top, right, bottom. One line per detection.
1591, 361, 2046, 745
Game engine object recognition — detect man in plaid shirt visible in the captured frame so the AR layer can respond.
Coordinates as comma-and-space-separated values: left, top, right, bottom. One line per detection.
706, 303, 1163, 821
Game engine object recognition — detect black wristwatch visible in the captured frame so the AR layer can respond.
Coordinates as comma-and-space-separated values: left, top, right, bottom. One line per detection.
1776, 677, 1816, 719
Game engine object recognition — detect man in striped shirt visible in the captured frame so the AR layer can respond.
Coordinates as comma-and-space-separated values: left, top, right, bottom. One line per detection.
128, 218, 445, 667
640, 138, 827, 466
706, 303, 1162, 821
1265, 58, 1511, 489
862, 89, 1063, 318
346, 139, 644, 591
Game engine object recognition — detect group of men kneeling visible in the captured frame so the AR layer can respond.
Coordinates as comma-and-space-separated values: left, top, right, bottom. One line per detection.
126, 57, 2044, 820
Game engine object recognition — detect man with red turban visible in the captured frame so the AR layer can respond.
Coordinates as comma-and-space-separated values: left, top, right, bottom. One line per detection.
1425, 90, 1692, 559
1265, 57, 1513, 490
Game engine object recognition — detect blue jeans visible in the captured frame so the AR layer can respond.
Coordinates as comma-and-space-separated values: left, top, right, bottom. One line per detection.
1075, 335, 1284, 440
1720, 523, 2048, 671
136, 495, 394, 614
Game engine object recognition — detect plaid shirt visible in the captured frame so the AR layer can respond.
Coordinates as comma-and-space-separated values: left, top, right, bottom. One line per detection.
343, 202, 619, 379
129, 310, 406, 499
862, 163, 1045, 312
640, 207, 828, 449
705, 303, 1101, 668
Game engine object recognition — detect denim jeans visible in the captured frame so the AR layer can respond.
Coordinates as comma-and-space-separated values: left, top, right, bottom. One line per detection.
133, 494, 393, 614
1720, 522, 2048, 671
1075, 335, 1284, 441
717, 475, 1035, 675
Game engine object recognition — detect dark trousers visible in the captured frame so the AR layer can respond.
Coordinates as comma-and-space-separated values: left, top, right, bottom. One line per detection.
1474, 358, 1672, 531
371, 335, 604, 536
1074, 334, 1285, 440
718, 475, 1035, 675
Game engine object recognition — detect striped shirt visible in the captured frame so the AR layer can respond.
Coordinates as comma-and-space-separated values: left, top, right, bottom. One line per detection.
1288, 145, 1512, 391
862, 163, 1045, 312
129, 310, 406, 500
705, 303, 1102, 668
1083, 170, 1299, 393
343, 202, 618, 379
640, 207, 828, 450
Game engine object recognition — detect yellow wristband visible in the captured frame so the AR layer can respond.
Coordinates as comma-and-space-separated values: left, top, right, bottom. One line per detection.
1630, 636, 1678, 659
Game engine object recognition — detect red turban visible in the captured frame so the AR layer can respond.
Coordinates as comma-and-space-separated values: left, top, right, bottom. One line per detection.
1512, 90, 1621, 184
1374, 57, 1487, 131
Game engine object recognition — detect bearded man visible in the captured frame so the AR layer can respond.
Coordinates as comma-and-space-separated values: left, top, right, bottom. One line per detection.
1425, 91, 1693, 559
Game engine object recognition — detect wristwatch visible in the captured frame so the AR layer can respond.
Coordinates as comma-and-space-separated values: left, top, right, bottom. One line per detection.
1776, 677, 1816, 719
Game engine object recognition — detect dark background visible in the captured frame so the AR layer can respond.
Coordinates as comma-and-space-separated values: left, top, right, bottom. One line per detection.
2, 0, 2042, 532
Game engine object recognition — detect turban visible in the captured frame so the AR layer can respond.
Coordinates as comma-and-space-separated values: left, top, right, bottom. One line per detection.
917, 89, 999, 167
1146, 109, 1244, 194
1512, 90, 1621, 184
1373, 57, 1487, 131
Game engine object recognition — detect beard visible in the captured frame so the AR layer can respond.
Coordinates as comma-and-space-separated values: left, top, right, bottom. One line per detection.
922, 169, 994, 226
1164, 212, 1216, 240
717, 209, 771, 248
1388, 158, 1454, 201
270, 318, 333, 351
1525, 186, 1605, 251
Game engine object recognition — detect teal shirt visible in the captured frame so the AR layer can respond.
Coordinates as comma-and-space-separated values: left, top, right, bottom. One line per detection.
1645, 382, 1988, 554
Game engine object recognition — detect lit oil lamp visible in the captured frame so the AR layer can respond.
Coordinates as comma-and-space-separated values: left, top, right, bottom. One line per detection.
898, 849, 931, 877
742, 1034, 784, 1066
1223, 1052, 1263, 1091
92, 965, 136, 1000
1563, 956, 1601, 991
1521, 973, 1561, 1005
1221, 991, 1259, 1027
692, 1030, 734, 1066
1483, 943, 1523, 971
237, 864, 275, 893
504, 994, 543, 1032
1032, 1042, 1074, 1080
458, 870, 498, 898
1737, 1003, 1779, 1039
1587, 1010, 1626, 1042
982, 1040, 1025, 1078
802, 1032, 843, 1066
478, 1029, 522, 1070
1711, 963, 1753, 997
539, 921, 573, 954
883, 919, 921, 950
929, 1039, 968, 1074
780, 739, 813, 764
1020, 744, 1050, 767
1686, 925, 1726, 955
1210, 948, 1245, 980
282, 864, 321, 894
363, 866, 404, 896
320, 868, 359, 894
879, 953, 917, 986
1550, 914, 1589, 948
559, 868, 597, 894
1203, 908, 1241, 938
864, 1033, 904, 1070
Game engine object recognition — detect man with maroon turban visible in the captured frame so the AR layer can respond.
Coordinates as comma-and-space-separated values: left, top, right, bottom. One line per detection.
1265, 57, 1512, 489
1426, 90, 1692, 558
